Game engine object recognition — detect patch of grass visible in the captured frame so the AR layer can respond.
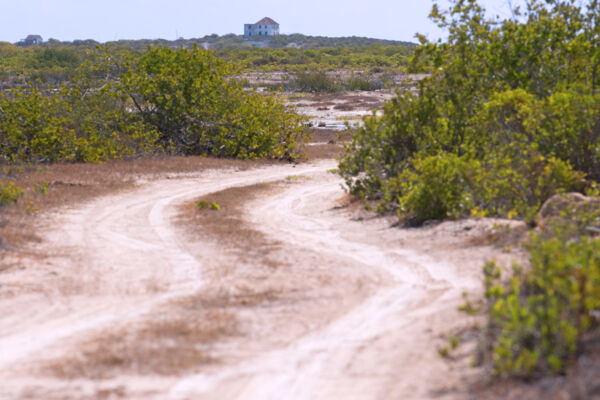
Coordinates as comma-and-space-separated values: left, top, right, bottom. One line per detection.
181, 182, 285, 268
43, 306, 238, 379
196, 200, 221, 210
0, 156, 277, 264
285, 175, 310, 181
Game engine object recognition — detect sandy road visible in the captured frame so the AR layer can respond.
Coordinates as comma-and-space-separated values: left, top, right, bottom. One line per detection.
0, 159, 506, 399
169, 171, 483, 400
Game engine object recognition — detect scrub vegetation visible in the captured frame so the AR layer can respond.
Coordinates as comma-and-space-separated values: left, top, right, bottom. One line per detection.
338, 0, 600, 381
0, 45, 308, 164
2, 0, 600, 390
0, 39, 414, 87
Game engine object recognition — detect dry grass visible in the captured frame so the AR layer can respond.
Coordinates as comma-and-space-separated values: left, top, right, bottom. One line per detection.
41, 281, 285, 379
467, 222, 529, 248
46, 176, 300, 379
44, 307, 238, 379
0, 156, 279, 264
177, 182, 285, 268
333, 104, 355, 111
303, 128, 347, 160
0, 126, 341, 262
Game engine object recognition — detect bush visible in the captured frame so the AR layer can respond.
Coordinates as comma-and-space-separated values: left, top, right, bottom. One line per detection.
0, 181, 24, 206
121, 46, 308, 159
339, 0, 600, 223
0, 85, 158, 164
477, 89, 600, 181
343, 74, 387, 91
482, 232, 600, 377
380, 150, 584, 225
384, 153, 481, 223
290, 71, 340, 93
0, 45, 308, 164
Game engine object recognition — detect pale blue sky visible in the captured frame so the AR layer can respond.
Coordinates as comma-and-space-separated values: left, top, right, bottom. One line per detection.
0, 0, 522, 44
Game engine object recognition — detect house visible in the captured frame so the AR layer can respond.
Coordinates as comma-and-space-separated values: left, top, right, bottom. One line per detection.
21, 35, 43, 45
244, 17, 279, 38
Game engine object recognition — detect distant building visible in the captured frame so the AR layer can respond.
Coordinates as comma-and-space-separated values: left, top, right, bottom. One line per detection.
244, 17, 279, 38
21, 35, 43, 45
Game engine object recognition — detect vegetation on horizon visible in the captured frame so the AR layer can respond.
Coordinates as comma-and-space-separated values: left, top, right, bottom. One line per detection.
0, 38, 414, 88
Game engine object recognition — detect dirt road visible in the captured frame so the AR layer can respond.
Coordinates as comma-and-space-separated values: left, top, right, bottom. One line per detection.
0, 159, 515, 399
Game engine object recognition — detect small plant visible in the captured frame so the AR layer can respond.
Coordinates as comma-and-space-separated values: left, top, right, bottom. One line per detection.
196, 200, 209, 209
438, 346, 450, 358
0, 181, 24, 207
25, 200, 39, 215
196, 200, 220, 211
33, 181, 49, 195
449, 335, 460, 350
438, 334, 462, 359
458, 292, 481, 315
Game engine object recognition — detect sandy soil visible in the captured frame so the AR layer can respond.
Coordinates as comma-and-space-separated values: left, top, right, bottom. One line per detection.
0, 159, 524, 399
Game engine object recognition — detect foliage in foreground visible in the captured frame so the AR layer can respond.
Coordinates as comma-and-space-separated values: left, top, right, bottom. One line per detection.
481, 208, 600, 377
339, 0, 600, 224
0, 45, 308, 164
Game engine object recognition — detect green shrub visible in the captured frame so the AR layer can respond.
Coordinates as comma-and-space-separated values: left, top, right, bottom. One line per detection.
339, 0, 599, 223
482, 232, 600, 378
121, 46, 308, 159
291, 71, 340, 93
369, 149, 584, 224
0, 181, 24, 206
479, 152, 585, 222
0, 84, 158, 164
196, 200, 220, 211
0, 45, 308, 164
385, 153, 480, 223
477, 89, 600, 181
343, 74, 387, 91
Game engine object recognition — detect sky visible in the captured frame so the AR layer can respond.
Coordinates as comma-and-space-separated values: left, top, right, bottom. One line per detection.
0, 0, 523, 44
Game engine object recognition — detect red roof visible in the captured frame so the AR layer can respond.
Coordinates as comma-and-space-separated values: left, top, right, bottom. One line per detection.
255, 17, 278, 25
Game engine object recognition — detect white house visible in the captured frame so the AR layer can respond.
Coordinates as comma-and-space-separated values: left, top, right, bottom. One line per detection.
22, 35, 43, 45
244, 17, 280, 38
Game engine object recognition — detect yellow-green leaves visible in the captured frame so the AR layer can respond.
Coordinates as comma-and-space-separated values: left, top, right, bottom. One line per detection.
338, 0, 599, 224
0, 181, 23, 206
482, 234, 600, 378
0, 45, 307, 165
120, 45, 308, 160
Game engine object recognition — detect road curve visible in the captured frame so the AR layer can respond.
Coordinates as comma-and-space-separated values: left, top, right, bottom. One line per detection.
0, 159, 491, 400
